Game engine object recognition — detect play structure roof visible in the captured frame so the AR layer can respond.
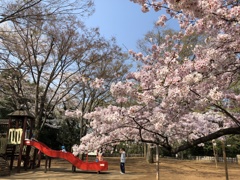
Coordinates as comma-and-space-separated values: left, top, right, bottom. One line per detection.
8, 110, 34, 119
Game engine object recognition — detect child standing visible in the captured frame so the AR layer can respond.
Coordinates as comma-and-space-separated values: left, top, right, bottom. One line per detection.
119, 148, 126, 174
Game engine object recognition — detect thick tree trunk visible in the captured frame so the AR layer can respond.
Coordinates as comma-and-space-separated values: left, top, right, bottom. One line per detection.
146, 144, 154, 163
144, 143, 147, 157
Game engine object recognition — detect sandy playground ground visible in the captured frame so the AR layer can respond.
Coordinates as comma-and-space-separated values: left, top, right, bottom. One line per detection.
1, 157, 240, 180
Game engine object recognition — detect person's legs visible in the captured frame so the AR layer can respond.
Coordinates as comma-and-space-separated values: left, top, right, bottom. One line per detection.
120, 162, 125, 173
122, 163, 125, 173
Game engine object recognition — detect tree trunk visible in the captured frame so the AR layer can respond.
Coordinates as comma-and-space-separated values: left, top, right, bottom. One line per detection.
146, 144, 154, 163
156, 145, 160, 180
222, 140, 229, 180
212, 140, 218, 168
144, 143, 147, 157
79, 117, 84, 160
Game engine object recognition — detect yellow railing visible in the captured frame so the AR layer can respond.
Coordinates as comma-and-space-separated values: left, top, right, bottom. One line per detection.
8, 128, 23, 145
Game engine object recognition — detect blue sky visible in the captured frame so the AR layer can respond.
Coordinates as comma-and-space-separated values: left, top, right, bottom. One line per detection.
85, 0, 179, 53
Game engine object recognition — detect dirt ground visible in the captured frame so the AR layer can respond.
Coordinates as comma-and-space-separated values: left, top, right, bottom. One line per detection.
1, 157, 240, 180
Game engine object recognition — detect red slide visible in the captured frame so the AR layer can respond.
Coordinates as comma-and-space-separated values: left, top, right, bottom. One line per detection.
24, 140, 108, 172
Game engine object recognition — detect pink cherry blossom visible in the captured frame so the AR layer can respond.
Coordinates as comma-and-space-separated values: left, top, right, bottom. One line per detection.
69, 0, 240, 155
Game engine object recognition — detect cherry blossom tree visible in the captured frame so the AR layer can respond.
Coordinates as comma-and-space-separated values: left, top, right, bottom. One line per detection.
77, 0, 240, 156
59, 38, 129, 150
136, 26, 206, 162
0, 0, 94, 132
0, 5, 126, 139
0, 0, 94, 25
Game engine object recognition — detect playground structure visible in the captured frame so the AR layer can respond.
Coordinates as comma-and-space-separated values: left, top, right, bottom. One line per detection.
0, 109, 108, 175
0, 109, 35, 173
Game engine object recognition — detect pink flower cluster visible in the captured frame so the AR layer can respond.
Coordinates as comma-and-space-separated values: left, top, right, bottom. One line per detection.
75, 0, 240, 153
